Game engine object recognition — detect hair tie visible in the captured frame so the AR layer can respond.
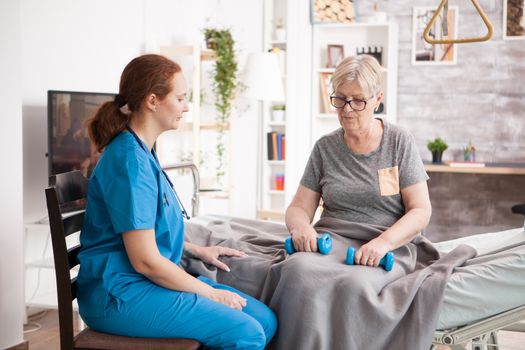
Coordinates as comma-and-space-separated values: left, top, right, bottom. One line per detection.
114, 94, 126, 108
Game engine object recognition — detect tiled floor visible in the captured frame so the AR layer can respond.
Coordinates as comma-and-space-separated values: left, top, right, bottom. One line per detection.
24, 309, 525, 350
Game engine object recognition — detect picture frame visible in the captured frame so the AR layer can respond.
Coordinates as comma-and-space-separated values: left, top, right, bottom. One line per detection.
327, 44, 345, 68
310, 0, 358, 24
503, 0, 525, 40
319, 72, 336, 114
411, 6, 459, 65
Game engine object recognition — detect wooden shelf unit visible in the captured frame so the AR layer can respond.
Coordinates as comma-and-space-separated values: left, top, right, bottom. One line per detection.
311, 22, 399, 143
258, 0, 290, 216
425, 163, 525, 175
158, 43, 233, 215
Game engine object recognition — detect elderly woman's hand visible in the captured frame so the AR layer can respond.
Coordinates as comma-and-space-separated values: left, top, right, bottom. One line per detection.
354, 237, 393, 267
290, 224, 319, 252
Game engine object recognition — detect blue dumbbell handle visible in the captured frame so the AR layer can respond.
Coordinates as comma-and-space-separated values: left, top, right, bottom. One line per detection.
285, 233, 332, 255
345, 247, 394, 272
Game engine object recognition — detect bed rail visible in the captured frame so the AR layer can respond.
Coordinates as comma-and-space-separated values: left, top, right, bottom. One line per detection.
432, 305, 525, 345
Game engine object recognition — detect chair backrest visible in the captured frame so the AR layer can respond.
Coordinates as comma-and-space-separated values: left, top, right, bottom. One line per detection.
45, 170, 88, 350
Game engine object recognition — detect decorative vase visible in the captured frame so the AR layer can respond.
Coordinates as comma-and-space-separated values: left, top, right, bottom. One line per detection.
431, 151, 443, 164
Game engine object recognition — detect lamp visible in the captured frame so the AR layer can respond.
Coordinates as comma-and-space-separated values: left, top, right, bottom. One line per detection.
242, 52, 285, 102
241, 52, 285, 214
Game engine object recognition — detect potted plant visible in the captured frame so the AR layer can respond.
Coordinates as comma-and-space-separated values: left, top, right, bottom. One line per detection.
203, 28, 238, 185
427, 137, 448, 164
271, 104, 286, 122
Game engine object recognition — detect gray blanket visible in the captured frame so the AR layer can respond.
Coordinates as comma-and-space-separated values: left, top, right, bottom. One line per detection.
182, 216, 476, 350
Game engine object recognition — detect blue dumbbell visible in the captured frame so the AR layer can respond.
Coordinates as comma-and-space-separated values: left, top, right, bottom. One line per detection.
345, 247, 394, 272
285, 233, 333, 255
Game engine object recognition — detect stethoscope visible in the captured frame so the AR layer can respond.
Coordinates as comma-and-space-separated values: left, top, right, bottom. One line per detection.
126, 126, 190, 220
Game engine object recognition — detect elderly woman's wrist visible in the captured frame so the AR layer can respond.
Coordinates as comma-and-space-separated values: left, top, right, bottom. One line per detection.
290, 222, 313, 236
376, 235, 395, 251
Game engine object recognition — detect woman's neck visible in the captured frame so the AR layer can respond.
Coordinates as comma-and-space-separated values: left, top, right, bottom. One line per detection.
344, 119, 383, 153
128, 116, 160, 151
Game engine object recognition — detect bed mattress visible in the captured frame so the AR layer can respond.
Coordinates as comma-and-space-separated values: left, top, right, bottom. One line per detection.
435, 227, 525, 329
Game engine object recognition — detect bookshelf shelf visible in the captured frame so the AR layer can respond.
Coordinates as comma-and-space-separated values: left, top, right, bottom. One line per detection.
158, 43, 233, 215
257, 0, 290, 219
311, 22, 398, 144
256, 209, 286, 222
179, 122, 230, 132
268, 190, 285, 195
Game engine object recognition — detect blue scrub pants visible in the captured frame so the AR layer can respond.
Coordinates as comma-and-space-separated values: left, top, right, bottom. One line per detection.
81, 276, 277, 350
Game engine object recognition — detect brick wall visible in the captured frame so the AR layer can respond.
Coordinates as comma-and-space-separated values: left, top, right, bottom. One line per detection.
362, 0, 525, 240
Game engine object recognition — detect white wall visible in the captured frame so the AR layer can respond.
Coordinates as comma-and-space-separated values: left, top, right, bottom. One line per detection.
0, 1, 24, 348
22, 0, 262, 223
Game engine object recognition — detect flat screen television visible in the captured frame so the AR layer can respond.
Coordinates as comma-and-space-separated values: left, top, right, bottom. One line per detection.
47, 90, 115, 179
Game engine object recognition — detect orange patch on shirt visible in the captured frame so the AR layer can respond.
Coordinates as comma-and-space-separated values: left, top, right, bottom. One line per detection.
378, 166, 400, 196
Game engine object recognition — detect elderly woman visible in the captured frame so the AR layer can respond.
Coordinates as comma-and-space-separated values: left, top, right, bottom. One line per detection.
285, 54, 431, 267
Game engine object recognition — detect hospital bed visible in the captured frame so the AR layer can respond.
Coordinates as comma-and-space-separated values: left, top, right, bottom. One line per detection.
164, 163, 525, 350
431, 226, 525, 349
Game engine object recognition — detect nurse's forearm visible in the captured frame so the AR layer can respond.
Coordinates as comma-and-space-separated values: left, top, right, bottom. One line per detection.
138, 256, 214, 298
183, 242, 200, 257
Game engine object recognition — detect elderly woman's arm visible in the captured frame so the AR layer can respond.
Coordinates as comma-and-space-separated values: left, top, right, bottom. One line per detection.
285, 185, 322, 252
355, 181, 432, 267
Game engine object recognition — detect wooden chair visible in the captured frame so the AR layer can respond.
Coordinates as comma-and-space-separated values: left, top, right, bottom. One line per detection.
45, 170, 200, 350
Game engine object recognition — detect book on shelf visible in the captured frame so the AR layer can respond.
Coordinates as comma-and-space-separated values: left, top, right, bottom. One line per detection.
266, 132, 286, 161
272, 132, 278, 160
445, 161, 486, 168
281, 135, 286, 160
277, 133, 282, 160
267, 132, 273, 160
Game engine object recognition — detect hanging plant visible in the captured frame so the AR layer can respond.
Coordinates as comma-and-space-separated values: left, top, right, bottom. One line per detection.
203, 28, 238, 185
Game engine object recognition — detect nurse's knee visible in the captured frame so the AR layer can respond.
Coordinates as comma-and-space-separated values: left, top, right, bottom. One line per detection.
227, 318, 266, 350
259, 306, 278, 343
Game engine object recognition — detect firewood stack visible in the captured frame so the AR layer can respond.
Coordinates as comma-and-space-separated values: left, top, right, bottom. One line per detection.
313, 0, 356, 23
507, 0, 525, 36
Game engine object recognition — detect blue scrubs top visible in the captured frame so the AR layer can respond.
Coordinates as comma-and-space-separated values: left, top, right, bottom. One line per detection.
77, 130, 184, 318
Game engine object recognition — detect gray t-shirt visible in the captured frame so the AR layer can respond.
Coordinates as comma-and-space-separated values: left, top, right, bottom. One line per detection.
300, 119, 429, 227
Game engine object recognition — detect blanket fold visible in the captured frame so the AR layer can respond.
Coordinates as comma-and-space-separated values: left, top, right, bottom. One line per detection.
181, 216, 476, 350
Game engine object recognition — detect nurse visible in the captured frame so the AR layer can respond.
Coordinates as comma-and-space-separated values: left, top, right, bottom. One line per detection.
78, 54, 277, 349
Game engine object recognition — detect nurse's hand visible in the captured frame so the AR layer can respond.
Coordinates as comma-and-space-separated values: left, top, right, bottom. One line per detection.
192, 246, 248, 272
208, 289, 247, 310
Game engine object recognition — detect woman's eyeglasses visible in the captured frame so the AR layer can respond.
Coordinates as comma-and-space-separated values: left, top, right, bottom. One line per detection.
329, 94, 371, 111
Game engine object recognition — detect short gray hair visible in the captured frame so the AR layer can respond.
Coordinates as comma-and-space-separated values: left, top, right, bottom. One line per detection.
331, 55, 383, 97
